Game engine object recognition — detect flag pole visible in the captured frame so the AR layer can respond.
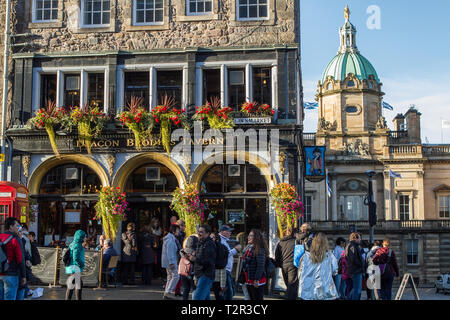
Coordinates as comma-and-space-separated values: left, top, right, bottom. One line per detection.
325, 169, 329, 221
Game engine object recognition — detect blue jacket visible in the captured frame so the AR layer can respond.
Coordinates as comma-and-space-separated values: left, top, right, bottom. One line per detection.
102, 247, 118, 271
65, 230, 86, 274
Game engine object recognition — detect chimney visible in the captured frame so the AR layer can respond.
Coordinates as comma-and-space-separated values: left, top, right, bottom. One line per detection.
392, 114, 405, 131
405, 106, 422, 144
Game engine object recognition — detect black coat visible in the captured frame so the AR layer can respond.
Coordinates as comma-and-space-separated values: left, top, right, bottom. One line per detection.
193, 237, 216, 280
345, 241, 364, 275
138, 232, 155, 265
243, 245, 266, 281
30, 241, 41, 266
275, 235, 296, 269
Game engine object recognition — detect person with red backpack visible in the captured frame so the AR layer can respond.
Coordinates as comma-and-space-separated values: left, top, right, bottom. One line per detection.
0, 218, 25, 300
372, 238, 399, 300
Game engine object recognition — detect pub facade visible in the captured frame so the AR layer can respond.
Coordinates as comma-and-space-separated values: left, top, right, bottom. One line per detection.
2, 0, 304, 252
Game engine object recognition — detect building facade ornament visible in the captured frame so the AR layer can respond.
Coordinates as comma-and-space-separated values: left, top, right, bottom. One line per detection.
343, 139, 370, 156
22, 155, 31, 180
279, 151, 287, 175
106, 154, 116, 178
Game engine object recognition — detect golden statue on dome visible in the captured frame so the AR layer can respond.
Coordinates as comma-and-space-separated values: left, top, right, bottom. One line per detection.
344, 5, 350, 20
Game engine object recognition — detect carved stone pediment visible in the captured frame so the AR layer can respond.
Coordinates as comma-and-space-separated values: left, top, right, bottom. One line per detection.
342, 139, 370, 156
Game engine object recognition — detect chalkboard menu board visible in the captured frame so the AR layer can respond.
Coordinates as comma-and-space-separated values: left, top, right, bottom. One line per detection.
31, 247, 58, 285
59, 250, 101, 287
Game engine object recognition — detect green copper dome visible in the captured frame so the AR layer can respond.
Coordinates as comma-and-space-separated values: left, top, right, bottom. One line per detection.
321, 6, 380, 84
321, 52, 380, 84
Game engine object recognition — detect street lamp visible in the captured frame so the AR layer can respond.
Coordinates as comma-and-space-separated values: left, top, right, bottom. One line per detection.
364, 170, 377, 244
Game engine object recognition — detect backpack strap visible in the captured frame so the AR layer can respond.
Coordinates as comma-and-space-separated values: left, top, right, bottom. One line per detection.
1, 235, 13, 246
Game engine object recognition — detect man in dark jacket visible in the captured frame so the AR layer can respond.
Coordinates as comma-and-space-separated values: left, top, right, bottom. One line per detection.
102, 239, 118, 286
192, 224, 216, 300
274, 226, 298, 300
138, 225, 154, 286
0, 218, 24, 300
296, 223, 313, 251
345, 232, 364, 300
28, 232, 41, 266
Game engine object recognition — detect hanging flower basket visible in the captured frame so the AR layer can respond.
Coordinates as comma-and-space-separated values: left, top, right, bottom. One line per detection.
151, 95, 190, 155
270, 183, 304, 238
118, 96, 154, 151
240, 101, 275, 117
64, 105, 107, 155
94, 186, 128, 241
170, 183, 205, 237
193, 97, 234, 130
28, 100, 66, 157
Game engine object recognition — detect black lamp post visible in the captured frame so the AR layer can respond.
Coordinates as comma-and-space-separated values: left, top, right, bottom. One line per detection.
364, 170, 377, 244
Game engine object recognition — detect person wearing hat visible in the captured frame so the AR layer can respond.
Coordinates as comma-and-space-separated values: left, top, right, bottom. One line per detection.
219, 224, 242, 300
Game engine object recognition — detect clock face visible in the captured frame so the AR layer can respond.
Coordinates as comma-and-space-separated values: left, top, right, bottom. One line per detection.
348, 180, 359, 191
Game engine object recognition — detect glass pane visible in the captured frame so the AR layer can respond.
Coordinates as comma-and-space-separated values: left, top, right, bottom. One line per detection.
156, 70, 182, 106
259, 5, 267, 17
155, 9, 163, 22
249, 0, 257, 4
37, 10, 43, 20
93, 0, 102, 11
85, 13, 92, 24
190, 2, 196, 13
102, 12, 110, 23
201, 165, 223, 193
37, 1, 43, 9
103, 0, 110, 11
124, 71, 150, 109
239, 0, 247, 4
246, 165, 266, 192
52, 9, 58, 20
147, 10, 154, 22
253, 67, 271, 105
239, 6, 247, 18
52, 0, 58, 8
40, 74, 57, 108
249, 5, 257, 18
225, 165, 244, 193
44, 0, 51, 8
228, 69, 245, 110
155, 0, 163, 8
137, 10, 144, 23
44, 10, 51, 20
93, 12, 101, 24
137, 0, 144, 10
205, 1, 212, 12
198, 1, 204, 12
87, 73, 104, 109
124, 162, 179, 193
203, 69, 221, 104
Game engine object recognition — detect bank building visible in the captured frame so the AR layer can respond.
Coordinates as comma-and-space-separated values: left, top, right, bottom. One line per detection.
303, 8, 450, 284
0, 1, 303, 254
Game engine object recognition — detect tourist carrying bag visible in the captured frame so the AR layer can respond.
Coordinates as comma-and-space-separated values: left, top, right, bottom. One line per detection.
178, 255, 193, 277
0, 235, 14, 273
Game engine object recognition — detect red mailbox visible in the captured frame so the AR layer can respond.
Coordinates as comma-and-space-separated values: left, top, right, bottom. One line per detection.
0, 182, 29, 228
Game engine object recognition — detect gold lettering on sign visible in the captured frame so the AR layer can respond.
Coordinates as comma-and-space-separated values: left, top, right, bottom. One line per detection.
127, 139, 135, 147
142, 139, 150, 147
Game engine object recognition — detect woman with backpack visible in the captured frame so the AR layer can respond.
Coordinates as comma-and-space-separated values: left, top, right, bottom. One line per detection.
372, 238, 399, 300
240, 229, 268, 300
298, 232, 338, 300
65, 230, 87, 300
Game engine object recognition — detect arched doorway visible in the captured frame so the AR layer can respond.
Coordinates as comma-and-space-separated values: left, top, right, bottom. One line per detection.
120, 160, 180, 233
197, 163, 269, 237
34, 163, 103, 247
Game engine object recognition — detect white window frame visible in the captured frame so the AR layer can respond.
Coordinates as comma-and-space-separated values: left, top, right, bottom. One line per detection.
439, 195, 450, 219
81, 0, 111, 28
132, 0, 165, 26
117, 63, 188, 113
399, 194, 411, 221
32, 66, 109, 114
406, 239, 419, 266
304, 194, 313, 222
195, 60, 277, 111
32, 0, 59, 23
236, 0, 269, 21
186, 0, 213, 16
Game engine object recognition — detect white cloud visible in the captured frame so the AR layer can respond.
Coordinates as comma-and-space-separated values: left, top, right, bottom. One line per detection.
302, 76, 450, 143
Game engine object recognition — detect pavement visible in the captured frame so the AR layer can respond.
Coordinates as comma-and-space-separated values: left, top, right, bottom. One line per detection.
27, 279, 450, 300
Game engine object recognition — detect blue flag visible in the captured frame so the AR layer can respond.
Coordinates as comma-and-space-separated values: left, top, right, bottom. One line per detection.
303, 102, 318, 110
389, 169, 402, 178
382, 102, 394, 110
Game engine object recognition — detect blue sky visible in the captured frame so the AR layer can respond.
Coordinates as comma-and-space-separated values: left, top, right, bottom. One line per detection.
301, 0, 450, 143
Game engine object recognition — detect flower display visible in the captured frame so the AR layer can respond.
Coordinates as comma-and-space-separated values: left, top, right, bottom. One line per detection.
29, 100, 67, 156
240, 101, 275, 116
270, 183, 304, 238
170, 183, 205, 237
192, 97, 234, 129
63, 104, 107, 154
151, 95, 190, 155
118, 96, 154, 151
94, 186, 129, 241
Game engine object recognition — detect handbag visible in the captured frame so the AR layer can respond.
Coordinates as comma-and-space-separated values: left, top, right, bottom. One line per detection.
178, 256, 192, 277
293, 242, 305, 268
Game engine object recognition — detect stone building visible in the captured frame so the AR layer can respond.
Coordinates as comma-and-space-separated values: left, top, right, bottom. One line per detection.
1, 1, 304, 253
303, 8, 450, 284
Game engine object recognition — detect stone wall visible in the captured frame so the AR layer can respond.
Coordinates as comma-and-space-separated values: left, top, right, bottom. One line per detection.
12, 0, 299, 54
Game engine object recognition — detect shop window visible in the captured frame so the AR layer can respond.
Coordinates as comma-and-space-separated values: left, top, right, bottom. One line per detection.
33, 0, 58, 22
87, 73, 104, 109
252, 67, 271, 106
124, 162, 178, 193
0, 205, 9, 230
440, 196, 450, 218
228, 68, 245, 110
304, 195, 312, 222
237, 0, 268, 20
40, 74, 57, 108
201, 165, 223, 193
246, 165, 267, 192
203, 69, 221, 104
406, 239, 419, 265
399, 195, 410, 221
187, 0, 212, 15
82, 0, 111, 27
124, 71, 149, 110
156, 70, 183, 107
133, 0, 164, 25
64, 74, 80, 109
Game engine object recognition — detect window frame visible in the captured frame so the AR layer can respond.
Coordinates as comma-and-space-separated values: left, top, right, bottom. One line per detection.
439, 195, 450, 219
236, 0, 270, 21
32, 0, 59, 23
304, 195, 312, 222
399, 194, 410, 221
186, 0, 213, 16
132, 0, 165, 26
406, 239, 419, 266
80, 0, 111, 28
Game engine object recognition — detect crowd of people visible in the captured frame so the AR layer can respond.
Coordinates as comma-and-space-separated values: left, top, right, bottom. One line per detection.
1, 215, 400, 301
